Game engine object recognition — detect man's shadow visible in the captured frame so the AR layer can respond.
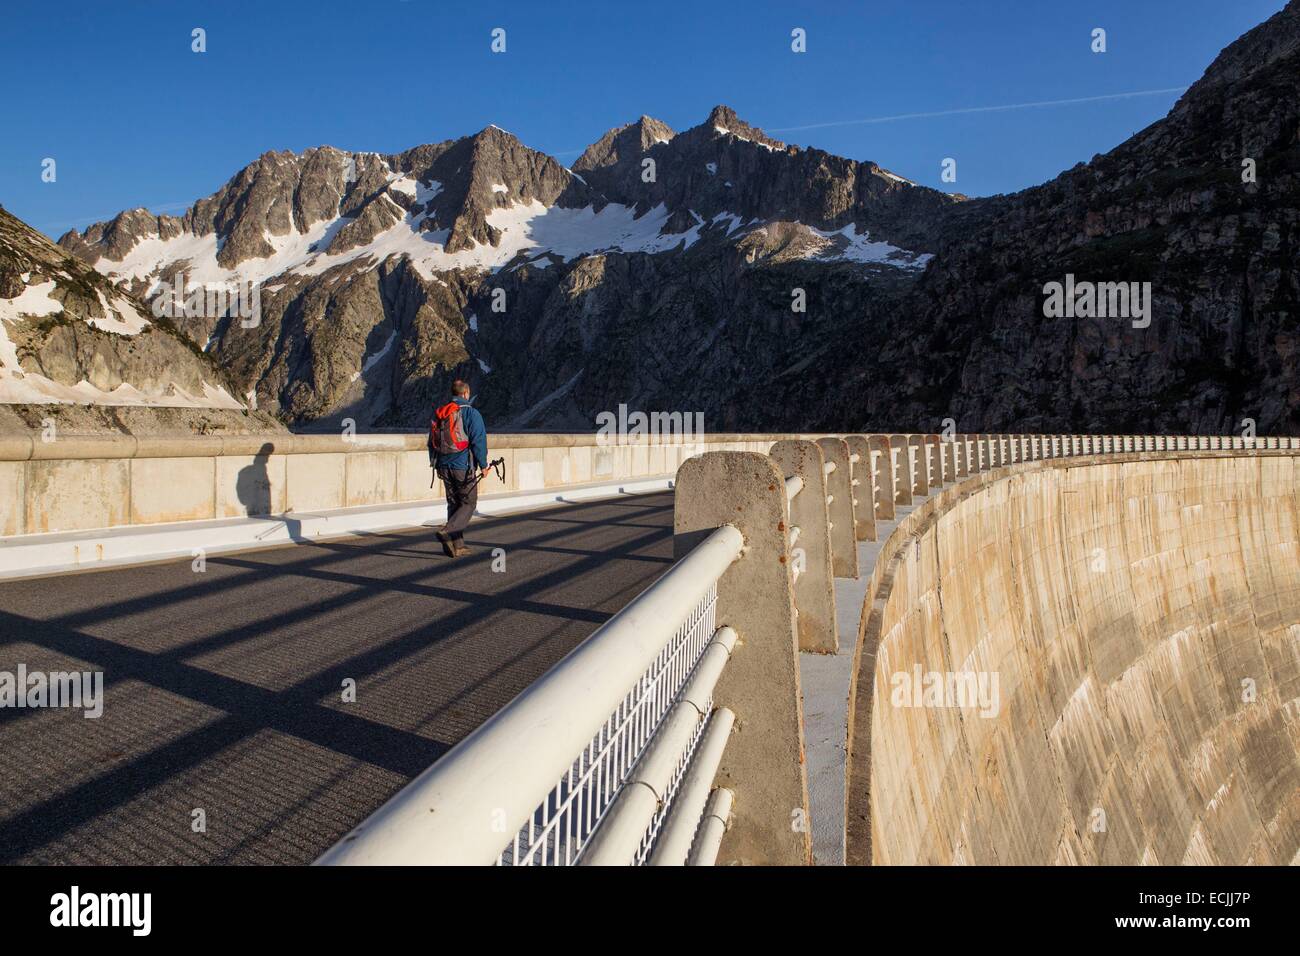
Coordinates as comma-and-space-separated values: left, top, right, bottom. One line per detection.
236, 442, 304, 542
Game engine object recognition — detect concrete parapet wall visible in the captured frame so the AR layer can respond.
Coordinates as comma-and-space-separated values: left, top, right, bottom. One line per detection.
0, 433, 819, 539
847, 449, 1300, 865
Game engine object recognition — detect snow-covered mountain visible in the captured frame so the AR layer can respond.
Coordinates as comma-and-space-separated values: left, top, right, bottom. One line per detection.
0, 204, 277, 435
56, 106, 958, 431
47, 1, 1300, 443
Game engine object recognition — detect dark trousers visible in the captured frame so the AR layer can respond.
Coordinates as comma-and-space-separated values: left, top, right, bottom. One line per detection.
438, 467, 478, 539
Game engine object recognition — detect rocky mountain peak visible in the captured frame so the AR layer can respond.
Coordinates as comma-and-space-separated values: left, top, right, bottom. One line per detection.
702, 105, 785, 151
573, 115, 676, 176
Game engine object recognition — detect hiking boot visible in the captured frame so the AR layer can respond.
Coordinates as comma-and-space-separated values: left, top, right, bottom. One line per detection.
453, 540, 472, 556
435, 530, 455, 557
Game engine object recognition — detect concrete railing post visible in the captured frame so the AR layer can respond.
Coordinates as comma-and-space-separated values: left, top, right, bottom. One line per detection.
769, 440, 838, 654
941, 436, 957, 481
908, 436, 929, 496
817, 437, 861, 577
923, 435, 942, 488
673, 451, 812, 866
888, 434, 913, 506
867, 436, 895, 521
843, 436, 878, 544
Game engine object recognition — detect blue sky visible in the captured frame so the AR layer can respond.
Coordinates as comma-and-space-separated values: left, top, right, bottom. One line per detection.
1, 0, 1286, 238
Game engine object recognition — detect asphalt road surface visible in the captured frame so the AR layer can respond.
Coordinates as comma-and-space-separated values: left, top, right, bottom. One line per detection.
0, 492, 674, 864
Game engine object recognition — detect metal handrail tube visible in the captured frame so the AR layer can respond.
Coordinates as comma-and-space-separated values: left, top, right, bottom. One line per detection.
823, 461, 836, 475
316, 524, 745, 866
687, 788, 734, 865
579, 628, 737, 865
785, 475, 804, 501
648, 708, 737, 865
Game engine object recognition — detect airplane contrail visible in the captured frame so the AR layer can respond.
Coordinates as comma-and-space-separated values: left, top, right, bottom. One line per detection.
765, 87, 1189, 133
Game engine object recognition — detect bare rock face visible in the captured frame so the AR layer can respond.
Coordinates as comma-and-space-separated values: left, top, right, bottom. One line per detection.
48, 2, 1300, 436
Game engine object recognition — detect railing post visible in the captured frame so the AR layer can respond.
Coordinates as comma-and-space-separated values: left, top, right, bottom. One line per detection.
922, 434, 941, 488
769, 440, 838, 654
673, 451, 812, 865
817, 437, 861, 577
843, 435, 878, 543
908, 435, 929, 496
889, 434, 914, 505
941, 435, 957, 480
867, 436, 895, 521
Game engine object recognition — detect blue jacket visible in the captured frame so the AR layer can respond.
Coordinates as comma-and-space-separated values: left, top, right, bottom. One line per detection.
432, 397, 488, 472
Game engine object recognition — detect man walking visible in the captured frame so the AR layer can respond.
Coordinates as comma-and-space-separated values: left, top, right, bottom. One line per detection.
429, 380, 490, 557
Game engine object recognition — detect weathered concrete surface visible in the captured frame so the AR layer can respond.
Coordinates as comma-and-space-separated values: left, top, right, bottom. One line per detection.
841, 436, 877, 544
848, 452, 1300, 865
817, 438, 859, 579
674, 452, 811, 866
770, 440, 838, 654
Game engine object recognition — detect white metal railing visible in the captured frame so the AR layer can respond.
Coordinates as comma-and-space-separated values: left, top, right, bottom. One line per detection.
582, 627, 737, 865
317, 524, 745, 866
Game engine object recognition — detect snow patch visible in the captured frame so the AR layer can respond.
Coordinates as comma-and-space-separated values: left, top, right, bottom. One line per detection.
86, 291, 150, 335
351, 330, 398, 382
878, 169, 916, 187
805, 224, 933, 270
388, 175, 418, 198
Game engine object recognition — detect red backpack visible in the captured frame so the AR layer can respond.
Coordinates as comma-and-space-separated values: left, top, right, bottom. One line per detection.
431, 401, 470, 455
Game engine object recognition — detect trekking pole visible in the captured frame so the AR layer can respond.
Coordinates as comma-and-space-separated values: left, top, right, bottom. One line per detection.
468, 457, 506, 489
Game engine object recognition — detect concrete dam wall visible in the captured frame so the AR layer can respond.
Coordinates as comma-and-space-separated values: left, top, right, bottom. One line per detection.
850, 452, 1300, 865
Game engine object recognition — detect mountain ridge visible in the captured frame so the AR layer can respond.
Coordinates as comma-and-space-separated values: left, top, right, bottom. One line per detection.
6, 2, 1297, 437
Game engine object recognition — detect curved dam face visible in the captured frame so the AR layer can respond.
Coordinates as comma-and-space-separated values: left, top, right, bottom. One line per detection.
851, 453, 1300, 865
